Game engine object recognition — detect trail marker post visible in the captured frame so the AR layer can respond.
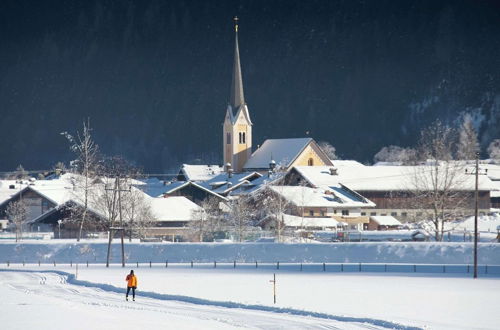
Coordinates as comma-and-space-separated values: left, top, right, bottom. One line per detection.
269, 273, 276, 304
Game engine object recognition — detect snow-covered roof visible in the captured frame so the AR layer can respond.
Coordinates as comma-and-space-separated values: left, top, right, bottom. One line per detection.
0, 180, 24, 205
295, 163, 496, 192
198, 172, 262, 195
148, 197, 202, 222
230, 172, 286, 195
281, 214, 339, 228
136, 179, 182, 197
0, 176, 77, 208
179, 164, 223, 182
162, 181, 228, 201
480, 163, 500, 181
244, 138, 313, 170
270, 185, 375, 208
370, 216, 402, 226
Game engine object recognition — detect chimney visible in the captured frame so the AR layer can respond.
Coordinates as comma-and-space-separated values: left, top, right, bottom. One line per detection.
226, 162, 233, 178
269, 159, 276, 172
329, 167, 338, 176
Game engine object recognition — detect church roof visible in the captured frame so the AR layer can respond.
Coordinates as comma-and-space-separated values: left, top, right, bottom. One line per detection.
226, 18, 252, 126
230, 30, 245, 110
244, 138, 313, 170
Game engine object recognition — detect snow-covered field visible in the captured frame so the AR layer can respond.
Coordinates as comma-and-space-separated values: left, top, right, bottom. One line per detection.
2, 240, 499, 329
1, 265, 499, 330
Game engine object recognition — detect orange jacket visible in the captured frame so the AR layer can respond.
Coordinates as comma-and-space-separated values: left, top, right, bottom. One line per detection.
126, 274, 137, 287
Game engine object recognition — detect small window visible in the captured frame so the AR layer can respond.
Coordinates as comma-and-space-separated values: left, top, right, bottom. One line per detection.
320, 211, 325, 217
309, 210, 314, 216
391, 212, 397, 216
238, 132, 242, 144
401, 212, 408, 217
308, 158, 314, 166
361, 212, 366, 216
226, 133, 231, 144
342, 210, 349, 216
334, 209, 337, 214
370, 212, 376, 216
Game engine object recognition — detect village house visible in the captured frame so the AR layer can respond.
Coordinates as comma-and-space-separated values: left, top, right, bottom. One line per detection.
261, 185, 375, 231
0, 175, 203, 240
285, 161, 496, 223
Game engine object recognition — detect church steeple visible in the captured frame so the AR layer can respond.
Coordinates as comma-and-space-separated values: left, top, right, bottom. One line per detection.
230, 16, 245, 110
223, 17, 253, 173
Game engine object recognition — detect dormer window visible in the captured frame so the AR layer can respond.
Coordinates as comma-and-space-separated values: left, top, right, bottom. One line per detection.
308, 158, 314, 166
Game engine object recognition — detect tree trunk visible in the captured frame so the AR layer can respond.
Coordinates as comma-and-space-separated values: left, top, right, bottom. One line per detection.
77, 208, 87, 242
106, 229, 113, 267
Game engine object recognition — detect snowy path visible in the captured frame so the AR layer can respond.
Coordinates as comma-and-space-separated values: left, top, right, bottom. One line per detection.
0, 270, 412, 330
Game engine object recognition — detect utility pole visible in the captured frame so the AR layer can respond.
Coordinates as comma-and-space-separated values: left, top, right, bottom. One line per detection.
465, 152, 488, 279
105, 177, 131, 267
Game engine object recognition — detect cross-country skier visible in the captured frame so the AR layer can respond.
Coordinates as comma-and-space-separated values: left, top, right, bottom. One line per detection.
125, 270, 138, 301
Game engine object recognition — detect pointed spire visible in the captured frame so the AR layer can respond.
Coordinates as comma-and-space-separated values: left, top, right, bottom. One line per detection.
230, 16, 245, 110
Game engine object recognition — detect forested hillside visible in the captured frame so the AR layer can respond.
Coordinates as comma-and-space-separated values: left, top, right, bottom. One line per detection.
1, 0, 499, 172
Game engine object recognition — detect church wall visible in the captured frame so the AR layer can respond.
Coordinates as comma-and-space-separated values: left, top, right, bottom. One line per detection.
291, 144, 328, 167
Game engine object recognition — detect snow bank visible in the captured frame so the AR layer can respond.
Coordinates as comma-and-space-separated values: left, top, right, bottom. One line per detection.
1, 241, 499, 264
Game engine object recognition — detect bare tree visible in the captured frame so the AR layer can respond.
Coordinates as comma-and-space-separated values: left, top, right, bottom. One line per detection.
456, 114, 479, 160
257, 185, 292, 242
6, 200, 27, 242
188, 196, 225, 242
408, 120, 469, 241
374, 145, 417, 164
227, 196, 254, 242
190, 205, 208, 242
318, 141, 338, 160
6, 165, 29, 180
487, 139, 500, 161
123, 188, 156, 241
61, 119, 100, 241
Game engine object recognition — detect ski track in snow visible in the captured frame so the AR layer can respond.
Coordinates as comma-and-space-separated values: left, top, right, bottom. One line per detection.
0, 269, 421, 330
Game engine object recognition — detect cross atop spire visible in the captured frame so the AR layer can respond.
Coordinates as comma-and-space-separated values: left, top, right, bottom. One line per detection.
234, 16, 239, 32
230, 16, 245, 110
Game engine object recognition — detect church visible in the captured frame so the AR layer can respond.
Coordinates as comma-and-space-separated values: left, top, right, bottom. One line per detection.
222, 17, 333, 174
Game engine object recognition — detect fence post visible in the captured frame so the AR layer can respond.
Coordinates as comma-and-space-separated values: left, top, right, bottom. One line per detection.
414, 265, 416, 273
277, 261, 279, 270
87, 261, 89, 268
234, 260, 236, 268
486, 265, 488, 274
323, 263, 326, 272
443, 265, 446, 273
467, 264, 470, 273
70, 261, 72, 267
300, 263, 303, 272
191, 261, 193, 268
359, 263, 361, 272
384, 264, 387, 272
54, 260, 56, 267
137, 262, 139, 268
38, 260, 40, 267
166, 260, 168, 268
23, 260, 25, 267
7, 261, 9, 267
255, 261, 258, 268
149, 261, 152, 268
214, 261, 216, 268
341, 263, 343, 272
